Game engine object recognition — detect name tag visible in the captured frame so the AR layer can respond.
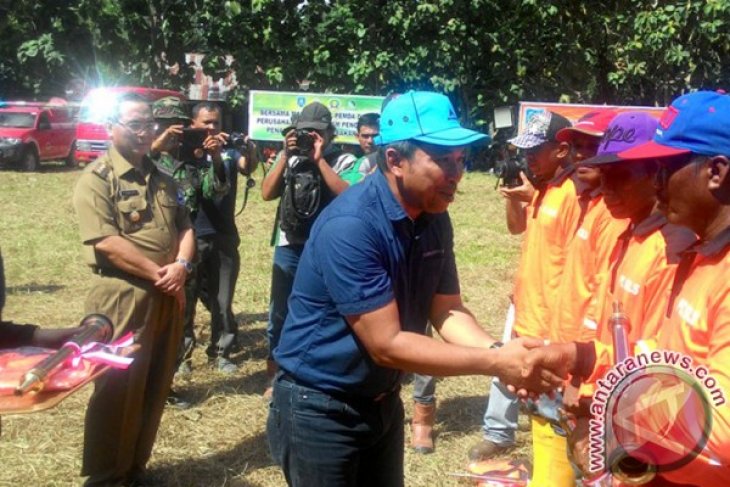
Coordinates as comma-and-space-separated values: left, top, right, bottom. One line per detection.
676, 298, 700, 327
540, 206, 558, 218
120, 189, 140, 198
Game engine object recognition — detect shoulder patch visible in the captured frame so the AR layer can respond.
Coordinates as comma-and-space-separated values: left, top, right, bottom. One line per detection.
91, 162, 110, 180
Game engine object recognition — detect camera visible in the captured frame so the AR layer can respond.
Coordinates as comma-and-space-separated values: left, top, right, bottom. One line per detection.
229, 132, 249, 150
292, 129, 315, 157
497, 155, 535, 188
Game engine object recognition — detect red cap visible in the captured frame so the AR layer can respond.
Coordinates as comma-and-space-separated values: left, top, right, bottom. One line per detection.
556, 110, 619, 142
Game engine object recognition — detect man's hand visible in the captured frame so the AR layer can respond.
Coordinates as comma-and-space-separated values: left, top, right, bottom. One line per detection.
499, 171, 535, 203
151, 124, 183, 155
283, 129, 297, 157
203, 132, 227, 160
310, 131, 326, 163
155, 262, 187, 294
494, 337, 566, 393
509, 342, 577, 397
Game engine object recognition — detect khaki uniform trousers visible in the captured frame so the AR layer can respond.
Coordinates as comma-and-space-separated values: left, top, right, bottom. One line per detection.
81, 273, 182, 486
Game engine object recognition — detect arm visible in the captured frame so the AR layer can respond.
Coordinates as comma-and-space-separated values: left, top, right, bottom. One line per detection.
155, 227, 195, 294
237, 136, 259, 176
93, 236, 161, 282
499, 172, 534, 235
502, 195, 528, 234
429, 293, 495, 348
317, 156, 348, 195
347, 299, 558, 390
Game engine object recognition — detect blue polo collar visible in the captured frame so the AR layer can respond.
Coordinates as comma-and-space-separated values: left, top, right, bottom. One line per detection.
373, 169, 409, 222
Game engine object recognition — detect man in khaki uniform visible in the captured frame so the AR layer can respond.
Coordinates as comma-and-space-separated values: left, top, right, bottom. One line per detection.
72, 93, 195, 486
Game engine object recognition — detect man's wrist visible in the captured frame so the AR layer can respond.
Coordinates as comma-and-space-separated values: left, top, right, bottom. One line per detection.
175, 257, 193, 274
572, 341, 597, 378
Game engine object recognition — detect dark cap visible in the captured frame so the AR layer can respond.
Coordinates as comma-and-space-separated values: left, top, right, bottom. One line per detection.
295, 102, 332, 131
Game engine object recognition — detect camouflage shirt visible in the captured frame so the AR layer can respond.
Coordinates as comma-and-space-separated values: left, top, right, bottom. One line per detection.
153, 152, 230, 217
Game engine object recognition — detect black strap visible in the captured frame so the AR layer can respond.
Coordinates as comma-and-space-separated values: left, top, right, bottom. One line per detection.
235, 176, 255, 216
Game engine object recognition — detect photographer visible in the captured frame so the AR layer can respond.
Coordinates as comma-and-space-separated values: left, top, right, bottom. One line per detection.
261, 102, 355, 395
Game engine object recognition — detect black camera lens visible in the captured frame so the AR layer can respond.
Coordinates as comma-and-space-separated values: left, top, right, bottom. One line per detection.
295, 129, 315, 155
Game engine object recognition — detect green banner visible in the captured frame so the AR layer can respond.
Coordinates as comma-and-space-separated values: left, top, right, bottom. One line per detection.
248, 90, 384, 145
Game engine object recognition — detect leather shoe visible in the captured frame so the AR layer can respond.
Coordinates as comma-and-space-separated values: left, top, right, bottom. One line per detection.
166, 390, 192, 410
468, 439, 513, 462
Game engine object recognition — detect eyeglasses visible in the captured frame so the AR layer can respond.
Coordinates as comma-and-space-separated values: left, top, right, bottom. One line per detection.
116, 120, 158, 135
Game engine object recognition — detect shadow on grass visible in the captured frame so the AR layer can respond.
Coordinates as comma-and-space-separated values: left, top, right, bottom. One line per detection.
150, 431, 275, 486
235, 311, 269, 325
436, 394, 488, 433
6, 283, 65, 294
177, 368, 270, 404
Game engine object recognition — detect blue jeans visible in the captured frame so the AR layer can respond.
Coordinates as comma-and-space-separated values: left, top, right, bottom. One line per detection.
482, 378, 519, 446
267, 244, 304, 359
413, 322, 436, 404
267, 374, 404, 487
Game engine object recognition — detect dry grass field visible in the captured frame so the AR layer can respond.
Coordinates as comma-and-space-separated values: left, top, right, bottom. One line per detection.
0, 163, 530, 486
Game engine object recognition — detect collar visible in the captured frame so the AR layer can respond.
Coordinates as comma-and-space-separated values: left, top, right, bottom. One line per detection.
690, 225, 730, 258
632, 211, 666, 238
373, 170, 409, 222
547, 164, 575, 187
109, 146, 154, 179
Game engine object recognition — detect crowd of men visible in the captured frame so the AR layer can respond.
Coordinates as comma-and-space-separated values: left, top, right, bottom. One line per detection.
2, 87, 729, 486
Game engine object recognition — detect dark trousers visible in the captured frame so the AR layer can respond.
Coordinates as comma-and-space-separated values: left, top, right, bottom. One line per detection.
82, 275, 181, 486
179, 235, 240, 362
267, 374, 404, 487
266, 244, 303, 359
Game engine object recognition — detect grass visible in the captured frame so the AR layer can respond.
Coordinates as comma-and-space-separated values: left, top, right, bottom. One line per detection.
0, 163, 528, 486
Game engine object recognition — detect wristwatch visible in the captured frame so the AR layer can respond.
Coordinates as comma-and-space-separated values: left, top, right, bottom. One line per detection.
175, 257, 193, 274
489, 341, 504, 350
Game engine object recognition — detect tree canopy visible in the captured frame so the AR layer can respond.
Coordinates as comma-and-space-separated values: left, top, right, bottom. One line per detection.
2, 0, 729, 128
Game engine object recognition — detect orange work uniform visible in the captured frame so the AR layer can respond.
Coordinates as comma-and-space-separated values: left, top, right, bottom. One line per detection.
513, 169, 585, 339
654, 229, 730, 485
550, 194, 628, 343
584, 213, 696, 385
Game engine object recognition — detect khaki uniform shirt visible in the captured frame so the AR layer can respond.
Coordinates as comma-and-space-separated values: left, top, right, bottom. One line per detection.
73, 146, 191, 269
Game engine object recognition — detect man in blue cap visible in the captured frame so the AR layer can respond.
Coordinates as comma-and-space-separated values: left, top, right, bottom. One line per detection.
266, 91, 565, 486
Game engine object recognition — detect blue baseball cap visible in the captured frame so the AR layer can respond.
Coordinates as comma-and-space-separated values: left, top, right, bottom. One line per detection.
619, 91, 730, 159
375, 90, 488, 147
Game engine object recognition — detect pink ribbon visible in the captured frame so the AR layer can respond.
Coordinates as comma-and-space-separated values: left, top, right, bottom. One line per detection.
66, 332, 136, 370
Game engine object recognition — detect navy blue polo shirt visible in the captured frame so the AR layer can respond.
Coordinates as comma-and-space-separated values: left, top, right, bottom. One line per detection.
274, 169, 460, 398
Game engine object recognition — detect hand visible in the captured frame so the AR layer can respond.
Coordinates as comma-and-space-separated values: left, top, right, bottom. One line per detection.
283, 129, 297, 156
498, 172, 535, 203
154, 262, 187, 294
203, 132, 226, 159
310, 131, 325, 163
510, 342, 576, 397
494, 337, 566, 394
151, 124, 184, 154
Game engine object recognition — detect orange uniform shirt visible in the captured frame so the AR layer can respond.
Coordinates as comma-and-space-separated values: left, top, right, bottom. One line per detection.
513, 169, 584, 339
550, 195, 628, 343
655, 230, 730, 485
585, 213, 696, 385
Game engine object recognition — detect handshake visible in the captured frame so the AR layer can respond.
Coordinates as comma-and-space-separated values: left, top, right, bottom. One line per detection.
491, 338, 580, 396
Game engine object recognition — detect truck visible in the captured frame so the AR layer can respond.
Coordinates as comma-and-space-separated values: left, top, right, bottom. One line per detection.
0, 99, 77, 171
75, 86, 186, 165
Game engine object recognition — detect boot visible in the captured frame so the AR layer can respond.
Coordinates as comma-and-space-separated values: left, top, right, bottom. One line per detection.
411, 401, 436, 454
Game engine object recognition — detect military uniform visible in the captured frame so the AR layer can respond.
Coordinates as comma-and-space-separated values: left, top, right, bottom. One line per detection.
73, 146, 191, 486
153, 151, 231, 366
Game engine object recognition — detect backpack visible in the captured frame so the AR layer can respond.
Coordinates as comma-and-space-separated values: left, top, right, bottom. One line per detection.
279, 156, 324, 244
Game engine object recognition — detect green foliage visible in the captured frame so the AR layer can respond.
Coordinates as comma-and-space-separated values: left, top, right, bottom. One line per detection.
1, 0, 730, 124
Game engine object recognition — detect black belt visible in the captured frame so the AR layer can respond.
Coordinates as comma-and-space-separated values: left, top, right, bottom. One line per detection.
279, 371, 400, 403
92, 266, 149, 285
